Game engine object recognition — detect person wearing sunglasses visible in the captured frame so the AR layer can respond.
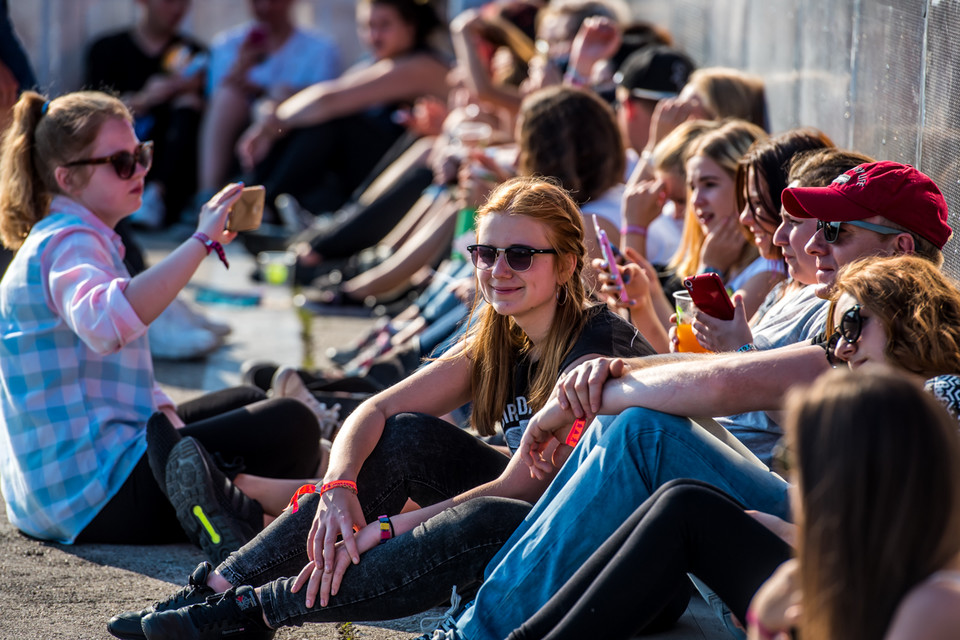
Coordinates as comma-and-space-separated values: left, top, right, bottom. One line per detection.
422, 161, 954, 640
112, 177, 654, 640
0, 91, 335, 564
506, 366, 960, 640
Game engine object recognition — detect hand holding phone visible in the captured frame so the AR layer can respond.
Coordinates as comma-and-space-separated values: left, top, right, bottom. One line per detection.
682, 273, 735, 320
592, 215, 629, 304
227, 186, 266, 232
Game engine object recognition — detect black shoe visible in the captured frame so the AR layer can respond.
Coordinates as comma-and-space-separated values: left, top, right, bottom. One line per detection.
107, 562, 215, 640
141, 585, 274, 640
146, 412, 182, 497
165, 437, 264, 564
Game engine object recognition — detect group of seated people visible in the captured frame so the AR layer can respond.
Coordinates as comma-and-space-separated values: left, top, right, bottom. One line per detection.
1, 0, 960, 639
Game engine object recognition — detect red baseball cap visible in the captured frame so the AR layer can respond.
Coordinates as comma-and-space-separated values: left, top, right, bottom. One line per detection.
781, 161, 952, 249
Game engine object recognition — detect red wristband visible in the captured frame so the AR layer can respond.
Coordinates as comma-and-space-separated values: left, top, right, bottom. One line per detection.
287, 483, 317, 514
318, 480, 358, 498
564, 418, 586, 447
745, 608, 778, 640
192, 232, 230, 269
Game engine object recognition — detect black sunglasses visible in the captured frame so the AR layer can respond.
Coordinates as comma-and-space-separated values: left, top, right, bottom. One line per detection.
826, 304, 863, 366
467, 244, 557, 272
64, 141, 153, 180
815, 219, 902, 244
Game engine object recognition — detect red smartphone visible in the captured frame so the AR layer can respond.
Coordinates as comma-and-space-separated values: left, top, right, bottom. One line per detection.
683, 273, 735, 320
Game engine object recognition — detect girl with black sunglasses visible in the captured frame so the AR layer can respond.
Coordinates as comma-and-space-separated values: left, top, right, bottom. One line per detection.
109, 177, 655, 639
0, 91, 332, 560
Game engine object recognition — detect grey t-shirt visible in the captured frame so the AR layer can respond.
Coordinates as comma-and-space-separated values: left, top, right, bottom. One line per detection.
716, 283, 830, 464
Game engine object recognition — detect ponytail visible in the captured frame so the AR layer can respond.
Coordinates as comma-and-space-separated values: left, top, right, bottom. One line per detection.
0, 90, 130, 249
0, 92, 49, 249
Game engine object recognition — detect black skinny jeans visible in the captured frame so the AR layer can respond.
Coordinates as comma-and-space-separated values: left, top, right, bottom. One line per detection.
76, 387, 321, 544
218, 412, 528, 625
507, 480, 792, 640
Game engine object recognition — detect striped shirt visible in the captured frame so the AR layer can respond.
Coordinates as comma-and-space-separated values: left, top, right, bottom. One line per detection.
0, 196, 173, 543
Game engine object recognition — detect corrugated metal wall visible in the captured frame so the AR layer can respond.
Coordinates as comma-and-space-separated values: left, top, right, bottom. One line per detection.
632, 0, 960, 275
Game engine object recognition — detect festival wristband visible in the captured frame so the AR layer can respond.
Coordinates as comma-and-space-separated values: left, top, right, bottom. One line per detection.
287, 484, 317, 514
378, 515, 394, 544
318, 480, 358, 498
745, 608, 778, 640
621, 225, 648, 237
565, 418, 586, 447
192, 232, 229, 269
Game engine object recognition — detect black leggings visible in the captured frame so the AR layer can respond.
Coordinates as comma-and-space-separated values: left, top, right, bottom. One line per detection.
506, 480, 792, 640
75, 386, 321, 544
251, 112, 406, 215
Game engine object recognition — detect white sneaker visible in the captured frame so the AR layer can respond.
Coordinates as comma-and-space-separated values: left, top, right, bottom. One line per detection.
149, 304, 223, 360
169, 297, 232, 337
271, 366, 341, 440
130, 182, 166, 229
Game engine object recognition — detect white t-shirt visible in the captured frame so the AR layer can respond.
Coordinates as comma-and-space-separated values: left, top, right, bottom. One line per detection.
207, 24, 340, 95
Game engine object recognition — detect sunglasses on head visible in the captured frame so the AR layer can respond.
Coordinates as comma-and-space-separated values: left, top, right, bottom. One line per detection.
815, 219, 902, 244
467, 244, 557, 272
826, 304, 863, 366
64, 141, 153, 180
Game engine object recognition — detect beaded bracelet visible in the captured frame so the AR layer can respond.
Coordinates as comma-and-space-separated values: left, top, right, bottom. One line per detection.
378, 515, 394, 544
745, 608, 778, 640
737, 343, 758, 353
318, 480, 358, 498
621, 225, 648, 237
564, 418, 587, 447
192, 232, 229, 269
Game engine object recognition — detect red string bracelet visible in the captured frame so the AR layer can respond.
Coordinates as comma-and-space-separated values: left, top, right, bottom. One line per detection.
192, 232, 229, 269
564, 418, 586, 447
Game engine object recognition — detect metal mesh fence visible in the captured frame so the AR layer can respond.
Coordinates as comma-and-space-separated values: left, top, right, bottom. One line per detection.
632, 0, 960, 276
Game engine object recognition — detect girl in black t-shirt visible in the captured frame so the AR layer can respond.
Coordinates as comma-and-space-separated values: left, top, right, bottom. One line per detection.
111, 177, 655, 639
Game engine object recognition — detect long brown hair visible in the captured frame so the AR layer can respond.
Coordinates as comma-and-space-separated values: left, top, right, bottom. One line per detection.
0, 90, 131, 249
829, 255, 960, 378
786, 367, 960, 640
518, 86, 625, 205
466, 177, 588, 436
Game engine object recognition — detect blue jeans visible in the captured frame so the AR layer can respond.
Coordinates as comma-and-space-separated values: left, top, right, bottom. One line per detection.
455, 407, 790, 640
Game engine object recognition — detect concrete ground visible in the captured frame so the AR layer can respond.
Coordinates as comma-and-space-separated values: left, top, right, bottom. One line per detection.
0, 233, 729, 639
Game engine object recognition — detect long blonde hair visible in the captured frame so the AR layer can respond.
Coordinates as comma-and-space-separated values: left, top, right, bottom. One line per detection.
786, 367, 960, 640
0, 91, 131, 249
667, 119, 767, 278
466, 177, 589, 436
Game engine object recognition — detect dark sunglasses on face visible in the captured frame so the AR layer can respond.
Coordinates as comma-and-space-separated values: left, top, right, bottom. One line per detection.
467, 244, 557, 272
64, 141, 153, 180
826, 304, 863, 366
815, 219, 902, 244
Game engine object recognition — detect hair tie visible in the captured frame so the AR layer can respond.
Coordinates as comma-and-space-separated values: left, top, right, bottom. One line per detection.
40, 100, 50, 115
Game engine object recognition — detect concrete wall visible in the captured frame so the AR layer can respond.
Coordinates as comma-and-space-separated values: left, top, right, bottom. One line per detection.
9, 0, 362, 95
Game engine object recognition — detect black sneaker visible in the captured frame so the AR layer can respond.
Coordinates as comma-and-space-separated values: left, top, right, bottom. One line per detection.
165, 437, 264, 564
141, 585, 274, 640
107, 562, 215, 639
146, 412, 182, 497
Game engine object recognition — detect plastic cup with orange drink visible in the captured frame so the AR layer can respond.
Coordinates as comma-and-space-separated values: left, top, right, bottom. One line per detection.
673, 290, 710, 353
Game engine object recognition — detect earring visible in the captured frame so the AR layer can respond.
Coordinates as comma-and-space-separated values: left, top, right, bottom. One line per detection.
556, 284, 568, 305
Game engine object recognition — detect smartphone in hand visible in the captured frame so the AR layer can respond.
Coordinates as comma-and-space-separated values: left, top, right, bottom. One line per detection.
592, 215, 629, 304
682, 273, 735, 320
227, 186, 266, 232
